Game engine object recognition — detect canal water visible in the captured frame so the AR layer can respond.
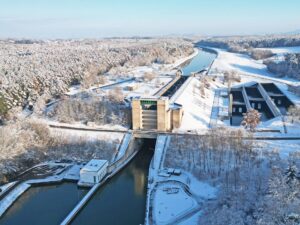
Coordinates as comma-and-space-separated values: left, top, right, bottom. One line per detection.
182, 49, 216, 75
71, 139, 155, 225
0, 183, 88, 225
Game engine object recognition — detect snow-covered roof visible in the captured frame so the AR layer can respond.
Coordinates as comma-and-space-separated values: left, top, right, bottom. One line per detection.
81, 159, 108, 173
169, 103, 182, 110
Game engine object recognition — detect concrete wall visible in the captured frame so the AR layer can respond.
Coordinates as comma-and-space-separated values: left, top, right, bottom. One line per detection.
155, 74, 181, 96
132, 97, 181, 132
171, 108, 183, 129
157, 97, 170, 131
132, 99, 142, 130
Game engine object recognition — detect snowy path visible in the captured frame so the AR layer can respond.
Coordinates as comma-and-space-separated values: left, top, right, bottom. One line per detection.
209, 89, 220, 128
152, 135, 168, 171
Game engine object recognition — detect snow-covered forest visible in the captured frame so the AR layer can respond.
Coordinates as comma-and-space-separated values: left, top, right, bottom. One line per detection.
0, 119, 122, 184
47, 93, 131, 127
0, 38, 193, 117
198, 34, 300, 50
198, 35, 300, 80
164, 128, 300, 225
264, 53, 300, 79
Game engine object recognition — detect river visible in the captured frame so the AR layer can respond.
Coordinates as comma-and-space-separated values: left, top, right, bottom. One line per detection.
181, 48, 216, 75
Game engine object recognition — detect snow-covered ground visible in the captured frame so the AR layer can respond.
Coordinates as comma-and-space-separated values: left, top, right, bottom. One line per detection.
114, 76, 173, 98
257, 139, 300, 159
211, 48, 300, 86
153, 182, 198, 224
146, 135, 217, 225
208, 48, 300, 135
50, 126, 125, 143
174, 77, 217, 132
114, 133, 132, 162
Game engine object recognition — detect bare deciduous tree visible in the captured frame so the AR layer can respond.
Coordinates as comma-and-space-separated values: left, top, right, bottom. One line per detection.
144, 72, 157, 82
241, 109, 261, 132
108, 86, 124, 103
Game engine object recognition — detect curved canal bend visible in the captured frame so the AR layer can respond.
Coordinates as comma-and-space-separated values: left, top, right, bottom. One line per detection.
0, 48, 216, 225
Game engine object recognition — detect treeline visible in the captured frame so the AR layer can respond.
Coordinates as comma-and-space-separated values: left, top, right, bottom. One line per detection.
264, 53, 300, 79
0, 119, 121, 184
0, 38, 193, 118
164, 128, 254, 179
198, 34, 300, 49
164, 128, 300, 225
198, 34, 300, 59
47, 93, 131, 127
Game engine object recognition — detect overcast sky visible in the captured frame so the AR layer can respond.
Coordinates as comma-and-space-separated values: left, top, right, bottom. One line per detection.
1, 0, 300, 39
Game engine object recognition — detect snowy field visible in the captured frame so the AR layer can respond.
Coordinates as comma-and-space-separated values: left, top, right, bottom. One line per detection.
147, 135, 217, 225
174, 77, 216, 132
50, 127, 125, 143
257, 139, 300, 159
153, 182, 198, 224
101, 75, 173, 98
211, 48, 300, 85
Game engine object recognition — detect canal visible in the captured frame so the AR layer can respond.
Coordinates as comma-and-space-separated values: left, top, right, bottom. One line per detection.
70, 139, 155, 225
181, 49, 216, 75
0, 183, 88, 225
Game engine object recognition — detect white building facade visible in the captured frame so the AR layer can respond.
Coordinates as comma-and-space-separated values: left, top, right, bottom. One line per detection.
79, 159, 108, 185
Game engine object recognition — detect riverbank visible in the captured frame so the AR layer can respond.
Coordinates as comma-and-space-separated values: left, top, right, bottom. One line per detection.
145, 135, 217, 225
0, 132, 138, 222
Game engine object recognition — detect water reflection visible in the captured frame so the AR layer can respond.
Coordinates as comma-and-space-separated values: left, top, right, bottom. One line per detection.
0, 183, 88, 225
182, 50, 216, 75
71, 141, 154, 225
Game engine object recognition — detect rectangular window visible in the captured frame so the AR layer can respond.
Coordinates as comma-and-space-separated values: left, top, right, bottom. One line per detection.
258, 103, 261, 109
239, 107, 242, 113
278, 99, 281, 105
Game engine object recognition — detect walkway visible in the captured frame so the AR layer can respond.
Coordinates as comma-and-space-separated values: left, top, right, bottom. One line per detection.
209, 89, 221, 128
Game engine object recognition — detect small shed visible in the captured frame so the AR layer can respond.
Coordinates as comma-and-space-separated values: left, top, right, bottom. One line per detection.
79, 159, 108, 184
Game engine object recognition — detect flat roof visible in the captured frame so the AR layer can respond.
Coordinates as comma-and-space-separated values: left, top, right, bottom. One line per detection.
81, 159, 108, 173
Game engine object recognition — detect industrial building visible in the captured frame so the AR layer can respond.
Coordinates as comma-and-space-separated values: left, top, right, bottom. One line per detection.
229, 82, 294, 126
132, 96, 183, 131
79, 159, 108, 186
